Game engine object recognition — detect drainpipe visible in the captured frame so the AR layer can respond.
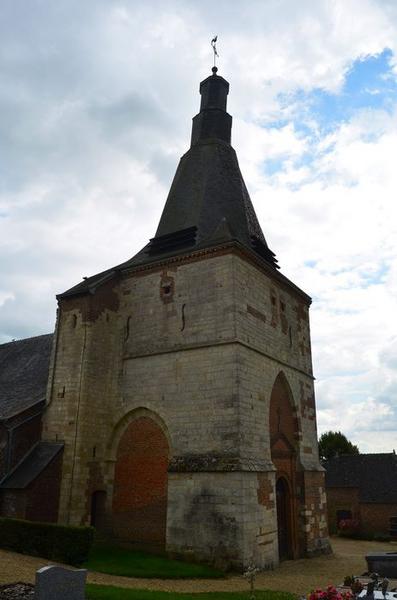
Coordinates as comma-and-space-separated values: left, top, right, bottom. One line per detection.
66, 320, 88, 525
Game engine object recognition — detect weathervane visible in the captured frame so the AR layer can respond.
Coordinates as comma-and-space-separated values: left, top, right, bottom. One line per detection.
211, 35, 219, 71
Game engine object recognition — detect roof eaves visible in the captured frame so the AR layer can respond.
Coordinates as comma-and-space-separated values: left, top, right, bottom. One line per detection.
57, 267, 120, 299
0, 441, 64, 490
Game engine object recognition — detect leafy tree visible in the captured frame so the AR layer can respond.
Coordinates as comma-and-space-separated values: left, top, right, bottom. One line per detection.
318, 430, 359, 462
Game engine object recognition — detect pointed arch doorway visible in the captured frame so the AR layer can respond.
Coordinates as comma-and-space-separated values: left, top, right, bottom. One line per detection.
269, 372, 300, 560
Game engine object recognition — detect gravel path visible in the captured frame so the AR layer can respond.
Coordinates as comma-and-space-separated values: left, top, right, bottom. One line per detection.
0, 537, 395, 596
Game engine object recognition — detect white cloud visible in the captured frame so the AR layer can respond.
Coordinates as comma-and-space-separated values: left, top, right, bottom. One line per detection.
1, 0, 397, 450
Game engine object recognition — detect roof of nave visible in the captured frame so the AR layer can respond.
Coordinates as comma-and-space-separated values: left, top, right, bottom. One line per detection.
59, 68, 290, 300
325, 452, 397, 504
0, 333, 53, 420
0, 441, 63, 489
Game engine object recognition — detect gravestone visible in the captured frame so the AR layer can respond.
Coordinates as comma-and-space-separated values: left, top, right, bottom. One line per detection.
35, 566, 87, 600
366, 554, 397, 578
359, 591, 397, 600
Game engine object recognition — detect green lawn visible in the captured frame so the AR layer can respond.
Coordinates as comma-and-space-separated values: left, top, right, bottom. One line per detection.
86, 584, 296, 600
84, 546, 225, 579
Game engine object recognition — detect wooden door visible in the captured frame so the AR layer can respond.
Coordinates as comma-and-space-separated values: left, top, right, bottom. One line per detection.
276, 477, 291, 560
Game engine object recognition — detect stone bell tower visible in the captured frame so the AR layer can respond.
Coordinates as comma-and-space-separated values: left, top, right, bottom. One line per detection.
43, 67, 330, 570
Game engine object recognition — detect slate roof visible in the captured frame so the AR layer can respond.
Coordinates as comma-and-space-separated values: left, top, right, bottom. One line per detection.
325, 453, 397, 503
59, 69, 291, 300
0, 334, 53, 419
0, 441, 63, 489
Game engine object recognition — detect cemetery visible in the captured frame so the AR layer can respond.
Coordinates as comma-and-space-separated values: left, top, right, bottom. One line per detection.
0, 535, 397, 599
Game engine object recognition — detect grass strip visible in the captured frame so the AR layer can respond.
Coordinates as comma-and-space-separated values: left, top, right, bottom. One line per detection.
86, 583, 296, 600
84, 546, 225, 579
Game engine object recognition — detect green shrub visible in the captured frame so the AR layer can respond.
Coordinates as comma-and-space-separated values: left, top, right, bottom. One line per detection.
373, 532, 391, 542
0, 517, 94, 566
338, 529, 374, 541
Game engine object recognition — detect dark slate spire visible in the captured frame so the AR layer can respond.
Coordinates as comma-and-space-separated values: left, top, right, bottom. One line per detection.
59, 69, 279, 298
130, 68, 279, 269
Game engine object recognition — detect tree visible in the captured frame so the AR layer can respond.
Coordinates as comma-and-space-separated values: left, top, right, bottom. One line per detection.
318, 430, 359, 462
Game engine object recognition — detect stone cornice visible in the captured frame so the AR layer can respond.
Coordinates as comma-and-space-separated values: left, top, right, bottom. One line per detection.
168, 453, 275, 473
122, 241, 312, 305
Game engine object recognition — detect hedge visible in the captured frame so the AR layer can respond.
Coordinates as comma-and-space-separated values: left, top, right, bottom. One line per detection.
0, 517, 94, 566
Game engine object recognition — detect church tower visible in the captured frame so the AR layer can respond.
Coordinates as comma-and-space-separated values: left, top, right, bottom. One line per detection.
43, 67, 330, 569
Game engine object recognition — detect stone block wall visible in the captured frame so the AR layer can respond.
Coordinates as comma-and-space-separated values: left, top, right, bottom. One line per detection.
167, 471, 277, 570
43, 279, 122, 526
42, 247, 329, 565
233, 254, 313, 375
302, 470, 329, 555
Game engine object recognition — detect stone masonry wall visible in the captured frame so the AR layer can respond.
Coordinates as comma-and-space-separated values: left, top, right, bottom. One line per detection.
167, 470, 277, 570
43, 248, 329, 565
42, 279, 121, 525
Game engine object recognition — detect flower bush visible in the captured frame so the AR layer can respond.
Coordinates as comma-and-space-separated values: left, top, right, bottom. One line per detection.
338, 519, 360, 532
309, 585, 353, 600
343, 576, 364, 594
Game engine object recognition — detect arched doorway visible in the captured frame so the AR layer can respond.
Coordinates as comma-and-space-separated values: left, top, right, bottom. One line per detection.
269, 372, 300, 560
90, 490, 107, 532
112, 416, 169, 550
276, 477, 291, 560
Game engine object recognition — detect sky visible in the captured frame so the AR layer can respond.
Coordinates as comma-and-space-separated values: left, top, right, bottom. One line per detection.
1, 0, 396, 453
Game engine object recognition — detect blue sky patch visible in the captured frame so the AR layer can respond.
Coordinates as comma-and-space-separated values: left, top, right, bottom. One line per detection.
279, 48, 397, 133
262, 49, 397, 182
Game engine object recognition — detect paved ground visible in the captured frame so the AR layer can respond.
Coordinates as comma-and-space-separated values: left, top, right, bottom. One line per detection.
0, 537, 395, 595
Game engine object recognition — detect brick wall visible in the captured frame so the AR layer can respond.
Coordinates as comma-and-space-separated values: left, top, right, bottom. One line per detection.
112, 416, 169, 548
327, 487, 397, 536
326, 487, 360, 533
360, 503, 397, 535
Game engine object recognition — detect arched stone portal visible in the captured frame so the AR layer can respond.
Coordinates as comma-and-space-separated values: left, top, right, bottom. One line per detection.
269, 372, 300, 560
112, 415, 169, 550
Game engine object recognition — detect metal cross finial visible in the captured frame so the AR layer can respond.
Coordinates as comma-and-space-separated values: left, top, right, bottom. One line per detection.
211, 35, 219, 70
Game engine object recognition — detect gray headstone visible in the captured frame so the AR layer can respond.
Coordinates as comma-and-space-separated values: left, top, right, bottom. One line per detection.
34, 565, 87, 600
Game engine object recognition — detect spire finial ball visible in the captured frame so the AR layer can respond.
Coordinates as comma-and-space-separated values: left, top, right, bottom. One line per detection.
212, 66, 218, 75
